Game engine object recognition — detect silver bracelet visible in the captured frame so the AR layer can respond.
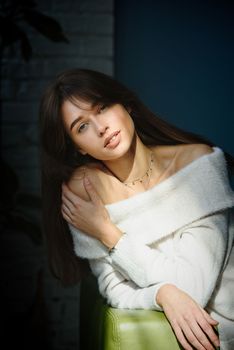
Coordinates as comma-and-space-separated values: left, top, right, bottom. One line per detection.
108, 232, 126, 255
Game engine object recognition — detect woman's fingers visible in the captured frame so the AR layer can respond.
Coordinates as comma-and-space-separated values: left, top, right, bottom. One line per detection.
61, 180, 111, 238
197, 313, 220, 348
62, 194, 78, 214
185, 318, 215, 350
173, 317, 216, 350
172, 322, 194, 350
61, 207, 72, 224
200, 308, 219, 325
61, 195, 85, 226
61, 200, 73, 215
173, 316, 210, 350
62, 179, 102, 208
178, 310, 220, 350
159, 286, 220, 350
83, 176, 103, 204
62, 183, 84, 207
180, 307, 219, 350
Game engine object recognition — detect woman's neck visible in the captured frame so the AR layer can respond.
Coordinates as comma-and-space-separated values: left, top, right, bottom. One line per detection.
102, 135, 152, 187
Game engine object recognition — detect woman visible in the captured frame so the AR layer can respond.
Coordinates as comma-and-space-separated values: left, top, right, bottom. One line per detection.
40, 68, 234, 350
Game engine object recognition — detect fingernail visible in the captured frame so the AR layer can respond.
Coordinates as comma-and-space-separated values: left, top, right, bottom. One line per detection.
85, 176, 90, 183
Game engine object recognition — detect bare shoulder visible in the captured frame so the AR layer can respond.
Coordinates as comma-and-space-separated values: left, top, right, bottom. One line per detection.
67, 162, 105, 201
151, 143, 214, 176
175, 143, 214, 170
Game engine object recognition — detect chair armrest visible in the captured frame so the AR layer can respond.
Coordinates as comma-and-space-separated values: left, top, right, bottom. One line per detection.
80, 273, 181, 350
102, 304, 181, 350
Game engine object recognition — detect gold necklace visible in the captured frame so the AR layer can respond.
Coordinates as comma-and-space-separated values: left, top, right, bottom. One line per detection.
123, 152, 154, 189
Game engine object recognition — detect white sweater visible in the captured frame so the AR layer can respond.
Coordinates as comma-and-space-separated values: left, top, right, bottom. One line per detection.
69, 147, 234, 341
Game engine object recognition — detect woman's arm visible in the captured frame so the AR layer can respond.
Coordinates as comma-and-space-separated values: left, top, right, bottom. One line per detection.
89, 257, 220, 350
62, 179, 221, 349
62, 177, 228, 308
108, 211, 228, 307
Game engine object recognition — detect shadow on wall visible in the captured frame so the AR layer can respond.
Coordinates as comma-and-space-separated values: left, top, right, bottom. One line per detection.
1, 159, 49, 348
1, 1, 69, 348
0, 0, 69, 61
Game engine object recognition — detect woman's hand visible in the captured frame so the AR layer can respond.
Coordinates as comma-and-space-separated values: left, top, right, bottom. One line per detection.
156, 284, 220, 350
61, 176, 122, 248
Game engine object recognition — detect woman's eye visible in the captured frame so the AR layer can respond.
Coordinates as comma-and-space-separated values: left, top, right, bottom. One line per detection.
78, 123, 88, 133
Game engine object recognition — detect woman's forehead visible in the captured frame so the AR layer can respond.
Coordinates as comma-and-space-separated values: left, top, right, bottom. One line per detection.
61, 99, 90, 122
67, 96, 95, 111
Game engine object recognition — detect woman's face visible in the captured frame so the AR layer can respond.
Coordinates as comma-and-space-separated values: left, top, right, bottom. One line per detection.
62, 99, 135, 161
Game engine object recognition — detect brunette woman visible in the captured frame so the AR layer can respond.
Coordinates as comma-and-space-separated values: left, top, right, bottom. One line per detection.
40, 69, 234, 350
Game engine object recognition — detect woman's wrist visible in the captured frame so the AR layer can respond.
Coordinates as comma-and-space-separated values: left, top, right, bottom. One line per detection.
99, 222, 124, 250
156, 283, 178, 307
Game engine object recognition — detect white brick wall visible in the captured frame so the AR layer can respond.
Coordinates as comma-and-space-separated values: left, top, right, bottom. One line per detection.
1, 0, 114, 349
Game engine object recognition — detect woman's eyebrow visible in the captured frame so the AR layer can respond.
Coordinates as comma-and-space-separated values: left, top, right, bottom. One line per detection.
70, 103, 98, 130
70, 116, 83, 131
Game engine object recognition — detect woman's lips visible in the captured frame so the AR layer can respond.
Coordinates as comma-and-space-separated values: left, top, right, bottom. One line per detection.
104, 131, 121, 149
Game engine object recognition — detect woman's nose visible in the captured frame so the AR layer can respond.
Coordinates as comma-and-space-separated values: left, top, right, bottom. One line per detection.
93, 119, 108, 136
98, 124, 108, 136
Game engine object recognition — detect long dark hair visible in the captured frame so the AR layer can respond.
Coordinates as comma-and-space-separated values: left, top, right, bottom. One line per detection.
39, 68, 234, 286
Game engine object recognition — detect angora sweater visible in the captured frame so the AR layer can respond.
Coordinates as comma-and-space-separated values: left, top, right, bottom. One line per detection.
69, 147, 234, 345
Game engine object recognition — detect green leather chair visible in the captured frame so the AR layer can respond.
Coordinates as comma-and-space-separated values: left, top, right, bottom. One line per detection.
80, 273, 182, 350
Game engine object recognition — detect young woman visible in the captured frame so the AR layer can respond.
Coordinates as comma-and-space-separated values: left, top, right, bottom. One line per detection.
40, 68, 234, 350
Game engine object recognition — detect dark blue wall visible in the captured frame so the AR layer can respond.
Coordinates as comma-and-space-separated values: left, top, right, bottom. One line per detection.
115, 0, 234, 155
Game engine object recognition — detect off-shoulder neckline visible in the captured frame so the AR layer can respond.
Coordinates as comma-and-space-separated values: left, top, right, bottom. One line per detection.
105, 146, 223, 209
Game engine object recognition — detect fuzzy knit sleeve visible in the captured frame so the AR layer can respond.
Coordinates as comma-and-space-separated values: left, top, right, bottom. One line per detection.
88, 256, 164, 311
109, 210, 230, 308
88, 210, 231, 311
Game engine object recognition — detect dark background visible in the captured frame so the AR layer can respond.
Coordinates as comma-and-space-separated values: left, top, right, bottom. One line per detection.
115, 0, 234, 155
